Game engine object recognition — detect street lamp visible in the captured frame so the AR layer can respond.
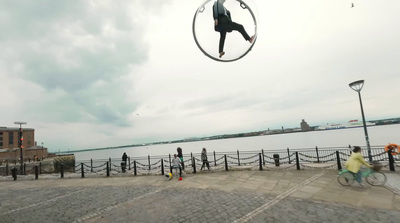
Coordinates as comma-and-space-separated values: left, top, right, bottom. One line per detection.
14, 121, 27, 172
348, 80, 372, 162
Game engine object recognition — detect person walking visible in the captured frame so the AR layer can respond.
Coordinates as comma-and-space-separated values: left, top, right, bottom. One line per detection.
213, 0, 255, 58
177, 147, 184, 170
345, 146, 371, 186
200, 148, 210, 170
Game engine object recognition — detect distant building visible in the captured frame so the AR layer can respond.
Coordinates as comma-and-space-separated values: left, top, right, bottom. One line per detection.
0, 126, 49, 162
300, 119, 311, 131
0, 127, 35, 149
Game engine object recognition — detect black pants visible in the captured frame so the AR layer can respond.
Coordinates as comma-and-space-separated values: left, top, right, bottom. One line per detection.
218, 17, 251, 53
201, 160, 210, 170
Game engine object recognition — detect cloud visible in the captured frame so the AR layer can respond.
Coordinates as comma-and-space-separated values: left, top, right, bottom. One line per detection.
0, 0, 169, 126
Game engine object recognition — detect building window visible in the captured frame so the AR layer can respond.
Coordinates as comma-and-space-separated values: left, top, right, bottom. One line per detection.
0, 136, 2, 141
9, 132, 14, 145
0, 142, 2, 146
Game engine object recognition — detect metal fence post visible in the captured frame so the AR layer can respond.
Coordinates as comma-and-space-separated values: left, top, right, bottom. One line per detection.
169, 154, 172, 173
35, 166, 38, 180
316, 146, 320, 163
295, 152, 300, 170
214, 151, 216, 166
388, 150, 395, 171
6, 164, 8, 176
81, 163, 85, 178
148, 155, 151, 170
287, 148, 291, 164
128, 157, 131, 170
262, 149, 265, 165
106, 162, 110, 177
109, 158, 112, 171
161, 159, 164, 175
224, 155, 228, 171
12, 167, 17, 181
259, 153, 263, 170
61, 163, 64, 178
193, 157, 196, 174
134, 160, 137, 176
237, 150, 240, 166
91, 159, 93, 172
336, 151, 342, 170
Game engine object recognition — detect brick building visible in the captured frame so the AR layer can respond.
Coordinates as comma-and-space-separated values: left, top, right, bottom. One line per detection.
0, 127, 49, 162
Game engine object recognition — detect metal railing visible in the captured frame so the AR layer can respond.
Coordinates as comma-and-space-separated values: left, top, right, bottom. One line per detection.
2, 145, 398, 180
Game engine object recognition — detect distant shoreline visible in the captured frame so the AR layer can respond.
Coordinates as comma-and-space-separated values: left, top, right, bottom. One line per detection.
57, 120, 400, 154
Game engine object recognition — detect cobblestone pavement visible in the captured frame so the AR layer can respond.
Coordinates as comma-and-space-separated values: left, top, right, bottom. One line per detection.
385, 172, 400, 195
0, 170, 399, 223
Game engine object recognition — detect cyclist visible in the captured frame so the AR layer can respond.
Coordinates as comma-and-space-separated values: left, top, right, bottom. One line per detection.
345, 146, 371, 185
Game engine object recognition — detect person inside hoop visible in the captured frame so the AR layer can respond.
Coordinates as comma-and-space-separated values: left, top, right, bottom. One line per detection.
213, 0, 255, 58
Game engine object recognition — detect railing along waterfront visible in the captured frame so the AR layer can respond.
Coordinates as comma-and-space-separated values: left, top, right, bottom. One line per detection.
71, 145, 398, 178
2, 145, 399, 180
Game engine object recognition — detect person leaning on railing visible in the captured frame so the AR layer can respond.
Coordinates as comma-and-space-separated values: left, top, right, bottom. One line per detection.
345, 146, 371, 185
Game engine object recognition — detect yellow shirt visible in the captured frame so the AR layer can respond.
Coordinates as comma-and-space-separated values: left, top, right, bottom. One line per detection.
345, 152, 371, 173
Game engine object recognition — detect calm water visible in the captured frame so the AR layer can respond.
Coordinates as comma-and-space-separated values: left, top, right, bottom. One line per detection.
74, 124, 399, 161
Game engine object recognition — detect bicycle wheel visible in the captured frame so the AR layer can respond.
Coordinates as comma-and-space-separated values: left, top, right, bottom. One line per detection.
366, 172, 387, 186
338, 172, 355, 186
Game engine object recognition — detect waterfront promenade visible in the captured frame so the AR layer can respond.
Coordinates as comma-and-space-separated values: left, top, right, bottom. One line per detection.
1, 169, 400, 223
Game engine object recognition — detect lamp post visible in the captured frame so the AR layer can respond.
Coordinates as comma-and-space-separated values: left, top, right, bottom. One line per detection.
14, 121, 27, 171
348, 80, 372, 162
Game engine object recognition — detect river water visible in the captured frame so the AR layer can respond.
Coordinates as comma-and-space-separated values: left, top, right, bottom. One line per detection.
74, 124, 399, 161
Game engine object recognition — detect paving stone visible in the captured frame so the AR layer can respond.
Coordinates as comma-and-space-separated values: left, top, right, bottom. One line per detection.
1, 169, 399, 222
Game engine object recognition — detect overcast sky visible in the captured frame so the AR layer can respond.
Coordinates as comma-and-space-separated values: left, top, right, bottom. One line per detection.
1, 0, 399, 152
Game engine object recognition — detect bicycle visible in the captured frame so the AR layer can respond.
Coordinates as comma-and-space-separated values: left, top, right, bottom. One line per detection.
337, 164, 387, 186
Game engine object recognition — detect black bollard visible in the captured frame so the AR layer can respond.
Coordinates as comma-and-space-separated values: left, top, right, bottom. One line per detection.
169, 154, 172, 173
224, 155, 228, 171
336, 151, 342, 170
262, 149, 265, 165
81, 163, 85, 178
273, 154, 280, 167
148, 155, 151, 170
287, 148, 291, 164
161, 159, 164, 175
134, 161, 137, 176
214, 151, 217, 167
61, 163, 64, 178
12, 167, 17, 181
237, 150, 240, 166
35, 166, 38, 180
388, 150, 395, 171
259, 153, 263, 170
106, 162, 110, 177
192, 157, 196, 174
295, 152, 300, 170
91, 159, 93, 172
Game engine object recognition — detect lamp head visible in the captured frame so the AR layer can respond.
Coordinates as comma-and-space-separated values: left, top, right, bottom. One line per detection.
349, 80, 364, 92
